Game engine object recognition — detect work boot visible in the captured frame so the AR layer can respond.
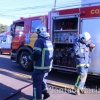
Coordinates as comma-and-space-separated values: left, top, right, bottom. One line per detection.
76, 89, 80, 95
43, 93, 50, 99
74, 87, 80, 95
80, 88, 85, 94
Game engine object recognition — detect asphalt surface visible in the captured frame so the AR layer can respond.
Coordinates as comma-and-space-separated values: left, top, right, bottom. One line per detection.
0, 54, 100, 100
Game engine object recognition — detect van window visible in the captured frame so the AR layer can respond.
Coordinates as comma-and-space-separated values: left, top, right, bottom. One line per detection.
2, 36, 7, 42
31, 19, 42, 33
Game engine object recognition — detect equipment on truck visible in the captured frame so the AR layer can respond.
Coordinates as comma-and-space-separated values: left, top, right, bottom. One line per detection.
10, 4, 100, 77
50, 5, 100, 76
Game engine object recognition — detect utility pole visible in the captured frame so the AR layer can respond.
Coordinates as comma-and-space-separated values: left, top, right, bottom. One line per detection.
54, 0, 57, 10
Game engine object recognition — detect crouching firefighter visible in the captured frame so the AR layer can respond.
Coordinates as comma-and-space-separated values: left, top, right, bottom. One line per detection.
27, 25, 53, 99
74, 32, 95, 95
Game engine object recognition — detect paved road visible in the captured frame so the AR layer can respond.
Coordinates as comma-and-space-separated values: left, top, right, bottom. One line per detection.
0, 54, 100, 100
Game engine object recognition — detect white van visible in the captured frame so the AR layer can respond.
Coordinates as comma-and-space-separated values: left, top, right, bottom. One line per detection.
0, 35, 12, 54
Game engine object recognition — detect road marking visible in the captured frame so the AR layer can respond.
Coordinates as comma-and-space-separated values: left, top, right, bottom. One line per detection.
15, 73, 32, 79
19, 97, 29, 100
0, 68, 32, 79
48, 82, 74, 90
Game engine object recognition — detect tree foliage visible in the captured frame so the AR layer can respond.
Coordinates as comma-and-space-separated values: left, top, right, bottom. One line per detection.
0, 24, 8, 33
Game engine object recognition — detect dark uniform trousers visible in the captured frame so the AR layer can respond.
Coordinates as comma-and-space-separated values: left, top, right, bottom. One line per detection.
32, 69, 48, 100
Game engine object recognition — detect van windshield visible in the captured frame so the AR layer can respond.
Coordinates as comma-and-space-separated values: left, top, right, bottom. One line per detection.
2, 36, 7, 42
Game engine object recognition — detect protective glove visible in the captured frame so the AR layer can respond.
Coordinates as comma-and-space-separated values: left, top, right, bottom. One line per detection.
88, 43, 95, 52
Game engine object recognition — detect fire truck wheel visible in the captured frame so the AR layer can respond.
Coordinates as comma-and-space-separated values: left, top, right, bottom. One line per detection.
19, 51, 33, 71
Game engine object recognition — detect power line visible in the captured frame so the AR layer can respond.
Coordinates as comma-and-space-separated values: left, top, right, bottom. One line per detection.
0, 1, 81, 14
56, 1, 100, 9
0, 1, 100, 19
0, 5, 53, 13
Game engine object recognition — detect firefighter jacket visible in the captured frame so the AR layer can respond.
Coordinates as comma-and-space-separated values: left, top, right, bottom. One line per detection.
30, 37, 53, 71
74, 40, 91, 67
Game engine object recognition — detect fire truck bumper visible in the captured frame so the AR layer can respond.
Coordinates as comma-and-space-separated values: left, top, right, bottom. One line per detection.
11, 53, 17, 62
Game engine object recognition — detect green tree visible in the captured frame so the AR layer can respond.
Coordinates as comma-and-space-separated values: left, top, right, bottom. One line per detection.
0, 24, 8, 33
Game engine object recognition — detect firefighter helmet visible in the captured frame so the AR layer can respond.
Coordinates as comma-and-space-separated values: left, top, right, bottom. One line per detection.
36, 25, 50, 38
80, 32, 91, 42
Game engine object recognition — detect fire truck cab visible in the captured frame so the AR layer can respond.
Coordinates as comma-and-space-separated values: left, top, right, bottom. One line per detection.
10, 16, 48, 71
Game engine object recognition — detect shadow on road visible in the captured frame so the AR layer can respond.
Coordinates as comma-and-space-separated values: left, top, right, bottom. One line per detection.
0, 83, 32, 100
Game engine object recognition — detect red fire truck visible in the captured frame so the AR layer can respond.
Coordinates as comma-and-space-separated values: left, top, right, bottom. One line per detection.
10, 5, 100, 76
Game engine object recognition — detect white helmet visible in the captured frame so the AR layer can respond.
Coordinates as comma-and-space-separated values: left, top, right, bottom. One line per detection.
36, 25, 50, 38
80, 32, 91, 41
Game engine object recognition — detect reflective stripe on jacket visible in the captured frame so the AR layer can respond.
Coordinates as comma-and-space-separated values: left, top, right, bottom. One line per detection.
76, 64, 90, 67
32, 37, 53, 70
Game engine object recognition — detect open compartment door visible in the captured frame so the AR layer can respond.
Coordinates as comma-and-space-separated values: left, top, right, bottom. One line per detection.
81, 18, 100, 74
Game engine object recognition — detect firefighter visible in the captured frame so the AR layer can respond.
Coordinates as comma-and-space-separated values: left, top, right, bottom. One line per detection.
26, 25, 53, 100
74, 32, 95, 95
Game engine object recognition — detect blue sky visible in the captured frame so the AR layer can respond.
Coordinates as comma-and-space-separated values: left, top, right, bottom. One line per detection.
0, 0, 82, 26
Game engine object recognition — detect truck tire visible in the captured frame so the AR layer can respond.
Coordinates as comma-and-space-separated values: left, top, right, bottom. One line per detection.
19, 51, 33, 71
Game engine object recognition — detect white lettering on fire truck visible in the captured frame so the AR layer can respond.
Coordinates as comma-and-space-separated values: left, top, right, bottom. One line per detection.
91, 9, 100, 14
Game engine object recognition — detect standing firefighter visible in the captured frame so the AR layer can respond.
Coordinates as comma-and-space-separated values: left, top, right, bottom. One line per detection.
74, 32, 95, 95
27, 25, 53, 99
